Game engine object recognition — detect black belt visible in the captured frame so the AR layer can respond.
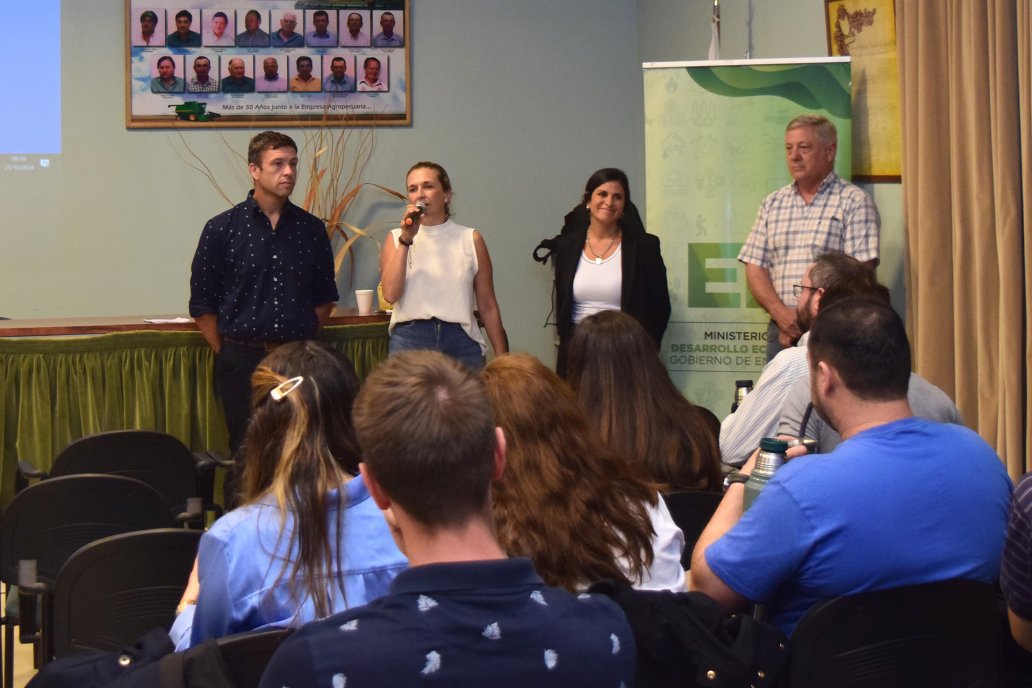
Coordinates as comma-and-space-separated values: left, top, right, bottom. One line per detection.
224, 337, 285, 352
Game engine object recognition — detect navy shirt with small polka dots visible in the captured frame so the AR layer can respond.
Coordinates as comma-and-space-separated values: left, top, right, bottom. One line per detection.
258, 558, 636, 688
189, 191, 339, 342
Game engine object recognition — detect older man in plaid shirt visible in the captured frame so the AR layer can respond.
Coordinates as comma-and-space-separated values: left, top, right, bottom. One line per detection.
739, 114, 880, 361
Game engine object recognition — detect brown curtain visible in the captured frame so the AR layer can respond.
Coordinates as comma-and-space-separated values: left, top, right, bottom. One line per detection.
898, 1, 1032, 478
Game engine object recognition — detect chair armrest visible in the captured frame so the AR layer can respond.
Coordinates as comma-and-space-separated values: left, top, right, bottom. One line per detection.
15, 460, 48, 496
193, 450, 234, 469
16, 560, 46, 645
17, 461, 48, 481
193, 452, 229, 519
176, 497, 205, 528
17, 560, 48, 596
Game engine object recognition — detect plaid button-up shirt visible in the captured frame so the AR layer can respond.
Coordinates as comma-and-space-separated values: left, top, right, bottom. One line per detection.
738, 172, 880, 307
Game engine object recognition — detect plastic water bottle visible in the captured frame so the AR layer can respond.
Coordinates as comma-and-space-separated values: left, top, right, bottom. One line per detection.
743, 437, 788, 510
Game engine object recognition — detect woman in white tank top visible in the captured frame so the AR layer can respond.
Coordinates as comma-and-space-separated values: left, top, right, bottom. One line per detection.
379, 162, 508, 369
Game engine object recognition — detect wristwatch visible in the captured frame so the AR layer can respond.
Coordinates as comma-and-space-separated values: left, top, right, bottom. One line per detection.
722, 471, 750, 492
398, 236, 414, 246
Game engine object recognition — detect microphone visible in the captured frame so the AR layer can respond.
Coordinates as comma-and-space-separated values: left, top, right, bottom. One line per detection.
404, 202, 426, 227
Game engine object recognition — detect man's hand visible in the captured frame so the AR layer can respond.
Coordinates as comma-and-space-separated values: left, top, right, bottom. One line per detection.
314, 302, 335, 329
194, 313, 222, 353
784, 441, 809, 461
773, 303, 802, 346
739, 446, 760, 475
744, 263, 801, 346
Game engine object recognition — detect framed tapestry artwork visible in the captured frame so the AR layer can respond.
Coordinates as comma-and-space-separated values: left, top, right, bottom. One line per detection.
825, 0, 901, 181
126, 0, 410, 128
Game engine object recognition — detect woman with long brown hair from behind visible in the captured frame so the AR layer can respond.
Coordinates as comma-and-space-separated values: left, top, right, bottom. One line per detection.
171, 341, 407, 649
482, 354, 686, 592
566, 310, 723, 492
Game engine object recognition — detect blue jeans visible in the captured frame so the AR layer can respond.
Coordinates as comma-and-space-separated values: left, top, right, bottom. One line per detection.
389, 318, 485, 370
766, 319, 785, 363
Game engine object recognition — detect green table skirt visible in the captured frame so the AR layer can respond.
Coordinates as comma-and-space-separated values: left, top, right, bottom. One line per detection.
0, 323, 388, 507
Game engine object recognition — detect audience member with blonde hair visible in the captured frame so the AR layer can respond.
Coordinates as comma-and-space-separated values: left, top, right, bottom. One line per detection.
170, 341, 407, 649
567, 310, 723, 492
259, 350, 635, 687
482, 353, 686, 592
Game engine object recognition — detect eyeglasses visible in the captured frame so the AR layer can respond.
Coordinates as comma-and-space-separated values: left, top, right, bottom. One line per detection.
792, 284, 822, 298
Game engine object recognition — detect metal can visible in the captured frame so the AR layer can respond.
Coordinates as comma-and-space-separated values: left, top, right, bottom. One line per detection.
743, 437, 788, 510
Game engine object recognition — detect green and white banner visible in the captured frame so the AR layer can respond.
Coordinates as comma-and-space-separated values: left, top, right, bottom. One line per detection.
644, 57, 852, 417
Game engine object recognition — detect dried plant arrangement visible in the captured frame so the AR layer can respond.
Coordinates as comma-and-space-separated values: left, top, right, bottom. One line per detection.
174, 113, 404, 287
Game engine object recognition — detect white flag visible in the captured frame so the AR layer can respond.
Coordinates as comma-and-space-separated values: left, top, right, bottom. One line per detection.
708, 15, 720, 60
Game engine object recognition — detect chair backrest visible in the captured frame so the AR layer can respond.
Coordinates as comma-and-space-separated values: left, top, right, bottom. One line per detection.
52, 528, 202, 658
217, 628, 294, 688
0, 474, 175, 586
788, 578, 999, 688
49, 430, 199, 516
661, 490, 723, 568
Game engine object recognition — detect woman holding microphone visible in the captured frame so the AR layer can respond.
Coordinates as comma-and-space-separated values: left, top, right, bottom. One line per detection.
380, 162, 507, 369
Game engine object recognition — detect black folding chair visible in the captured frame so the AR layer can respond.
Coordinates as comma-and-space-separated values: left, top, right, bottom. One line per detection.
17, 429, 226, 527
52, 528, 201, 658
788, 578, 999, 687
217, 628, 294, 688
0, 474, 175, 685
661, 490, 723, 568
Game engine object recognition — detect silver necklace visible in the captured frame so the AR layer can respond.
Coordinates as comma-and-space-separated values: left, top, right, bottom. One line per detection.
585, 231, 617, 265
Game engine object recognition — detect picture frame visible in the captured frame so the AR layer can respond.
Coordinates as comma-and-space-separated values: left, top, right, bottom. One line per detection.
824, 0, 901, 181
126, 1, 410, 128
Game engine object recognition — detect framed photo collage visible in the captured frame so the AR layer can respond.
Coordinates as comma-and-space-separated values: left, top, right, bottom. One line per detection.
126, 0, 410, 127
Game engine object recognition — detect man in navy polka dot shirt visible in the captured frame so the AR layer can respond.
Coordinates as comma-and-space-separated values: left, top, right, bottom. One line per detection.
259, 351, 635, 688
189, 131, 338, 465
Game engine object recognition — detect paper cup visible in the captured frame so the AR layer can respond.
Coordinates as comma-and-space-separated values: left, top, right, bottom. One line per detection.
355, 289, 374, 315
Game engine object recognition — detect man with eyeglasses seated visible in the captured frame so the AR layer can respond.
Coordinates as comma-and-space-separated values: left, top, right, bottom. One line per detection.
720, 253, 876, 467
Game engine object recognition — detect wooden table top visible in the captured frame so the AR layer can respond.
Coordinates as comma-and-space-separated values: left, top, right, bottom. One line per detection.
0, 308, 390, 337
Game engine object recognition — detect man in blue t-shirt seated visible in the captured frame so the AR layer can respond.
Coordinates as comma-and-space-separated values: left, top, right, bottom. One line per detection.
259, 351, 635, 688
690, 294, 1012, 635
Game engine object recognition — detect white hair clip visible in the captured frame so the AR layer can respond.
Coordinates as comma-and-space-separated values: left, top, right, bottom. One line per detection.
270, 376, 304, 401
